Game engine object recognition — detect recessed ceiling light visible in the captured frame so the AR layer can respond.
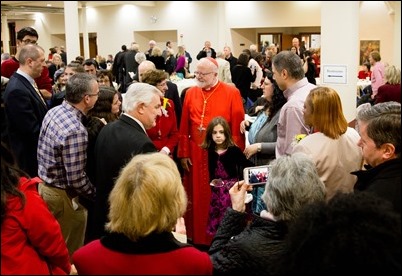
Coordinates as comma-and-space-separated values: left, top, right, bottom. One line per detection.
47, 4, 52, 7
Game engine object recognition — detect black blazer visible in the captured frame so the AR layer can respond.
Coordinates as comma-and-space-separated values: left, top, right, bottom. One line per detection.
93, 114, 157, 238
3, 72, 48, 176
196, 48, 217, 60
208, 146, 254, 181
166, 81, 182, 128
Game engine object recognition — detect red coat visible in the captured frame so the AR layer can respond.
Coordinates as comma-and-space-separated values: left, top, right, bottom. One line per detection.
178, 81, 245, 245
146, 98, 179, 153
1, 177, 71, 275
72, 232, 213, 275
358, 70, 372, 80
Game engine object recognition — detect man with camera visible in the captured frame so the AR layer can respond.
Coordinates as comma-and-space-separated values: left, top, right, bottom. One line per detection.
196, 41, 217, 60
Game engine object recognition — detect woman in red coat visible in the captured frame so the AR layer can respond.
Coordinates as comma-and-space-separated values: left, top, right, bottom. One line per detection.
1, 142, 71, 275
143, 69, 179, 157
72, 153, 213, 275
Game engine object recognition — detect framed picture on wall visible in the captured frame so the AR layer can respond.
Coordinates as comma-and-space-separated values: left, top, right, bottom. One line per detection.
360, 40, 380, 65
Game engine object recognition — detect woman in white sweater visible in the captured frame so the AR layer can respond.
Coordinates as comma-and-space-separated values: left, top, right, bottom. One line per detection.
292, 86, 364, 200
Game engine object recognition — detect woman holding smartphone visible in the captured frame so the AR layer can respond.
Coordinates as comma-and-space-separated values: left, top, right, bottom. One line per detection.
241, 73, 287, 214
209, 153, 326, 275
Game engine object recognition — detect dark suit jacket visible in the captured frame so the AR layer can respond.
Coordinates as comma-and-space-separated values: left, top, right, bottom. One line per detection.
121, 50, 139, 92
93, 114, 157, 238
196, 48, 217, 60
166, 81, 182, 128
3, 73, 48, 177
353, 158, 401, 214
60, 51, 67, 65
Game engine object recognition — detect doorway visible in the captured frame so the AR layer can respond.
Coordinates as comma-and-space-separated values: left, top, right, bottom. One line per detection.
300, 33, 321, 50
258, 33, 282, 52
80, 32, 97, 59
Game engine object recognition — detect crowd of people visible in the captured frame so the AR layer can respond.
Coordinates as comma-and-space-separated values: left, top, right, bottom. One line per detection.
1, 26, 401, 275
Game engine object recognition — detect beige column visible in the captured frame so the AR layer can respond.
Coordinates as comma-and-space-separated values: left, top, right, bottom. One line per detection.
1, 13, 10, 54
80, 2, 90, 59
391, 1, 401, 68
64, 1, 81, 63
320, 2, 360, 123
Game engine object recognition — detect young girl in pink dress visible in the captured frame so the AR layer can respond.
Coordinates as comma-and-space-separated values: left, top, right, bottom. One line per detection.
201, 116, 254, 236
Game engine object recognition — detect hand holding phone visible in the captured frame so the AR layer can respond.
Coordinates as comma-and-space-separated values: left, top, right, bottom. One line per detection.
243, 165, 270, 186
244, 193, 253, 204
228, 180, 252, 212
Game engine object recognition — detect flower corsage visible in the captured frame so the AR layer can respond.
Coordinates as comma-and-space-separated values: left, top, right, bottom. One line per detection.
291, 133, 307, 147
161, 97, 171, 117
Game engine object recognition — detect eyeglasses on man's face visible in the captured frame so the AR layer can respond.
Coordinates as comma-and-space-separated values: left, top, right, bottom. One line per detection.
194, 71, 214, 77
21, 39, 38, 45
86, 92, 100, 97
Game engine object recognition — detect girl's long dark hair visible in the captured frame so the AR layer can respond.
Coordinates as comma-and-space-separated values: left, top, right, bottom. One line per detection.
201, 116, 236, 150
1, 142, 27, 224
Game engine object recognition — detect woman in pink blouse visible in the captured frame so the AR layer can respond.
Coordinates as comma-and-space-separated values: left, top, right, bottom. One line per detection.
368, 51, 385, 100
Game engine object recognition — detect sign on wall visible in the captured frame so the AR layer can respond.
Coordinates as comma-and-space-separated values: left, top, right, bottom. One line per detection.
322, 65, 347, 84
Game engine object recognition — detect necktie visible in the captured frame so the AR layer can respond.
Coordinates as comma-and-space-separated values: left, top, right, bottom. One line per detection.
33, 82, 47, 107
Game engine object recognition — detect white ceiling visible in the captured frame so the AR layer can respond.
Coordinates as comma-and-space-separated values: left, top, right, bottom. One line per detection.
1, 1, 156, 19
1, 1, 156, 8
2, 1, 66, 9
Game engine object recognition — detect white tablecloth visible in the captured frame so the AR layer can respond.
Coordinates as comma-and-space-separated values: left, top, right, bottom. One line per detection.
357, 79, 371, 90
171, 78, 196, 96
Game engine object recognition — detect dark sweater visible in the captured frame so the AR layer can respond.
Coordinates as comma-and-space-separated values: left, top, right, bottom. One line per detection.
209, 208, 288, 276
352, 158, 401, 214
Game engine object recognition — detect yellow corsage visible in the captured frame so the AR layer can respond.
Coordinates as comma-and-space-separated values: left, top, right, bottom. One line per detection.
161, 98, 171, 117
291, 134, 307, 147
295, 134, 307, 143
162, 97, 171, 109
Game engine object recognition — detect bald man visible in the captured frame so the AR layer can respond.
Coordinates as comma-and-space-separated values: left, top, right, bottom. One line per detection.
291, 37, 305, 59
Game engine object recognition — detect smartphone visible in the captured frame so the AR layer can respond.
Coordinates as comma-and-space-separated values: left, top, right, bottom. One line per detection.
243, 165, 270, 186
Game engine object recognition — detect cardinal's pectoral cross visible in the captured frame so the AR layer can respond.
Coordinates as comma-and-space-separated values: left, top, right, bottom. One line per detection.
198, 126, 206, 132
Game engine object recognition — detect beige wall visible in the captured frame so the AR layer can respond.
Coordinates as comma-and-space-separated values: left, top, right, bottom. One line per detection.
11, 1, 399, 67
359, 1, 397, 66
7, 1, 400, 121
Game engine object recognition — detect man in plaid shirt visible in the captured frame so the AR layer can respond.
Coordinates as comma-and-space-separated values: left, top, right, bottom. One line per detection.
37, 73, 98, 258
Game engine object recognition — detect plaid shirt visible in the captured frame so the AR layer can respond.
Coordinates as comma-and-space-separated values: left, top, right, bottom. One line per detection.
38, 101, 95, 198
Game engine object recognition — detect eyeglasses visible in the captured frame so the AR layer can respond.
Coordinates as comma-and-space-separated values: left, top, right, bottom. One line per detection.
210, 165, 242, 188
21, 39, 38, 45
194, 71, 213, 76
210, 179, 231, 188
86, 92, 100, 97
157, 82, 168, 87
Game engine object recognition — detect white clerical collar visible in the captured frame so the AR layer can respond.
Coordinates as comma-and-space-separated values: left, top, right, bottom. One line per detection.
204, 79, 219, 91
